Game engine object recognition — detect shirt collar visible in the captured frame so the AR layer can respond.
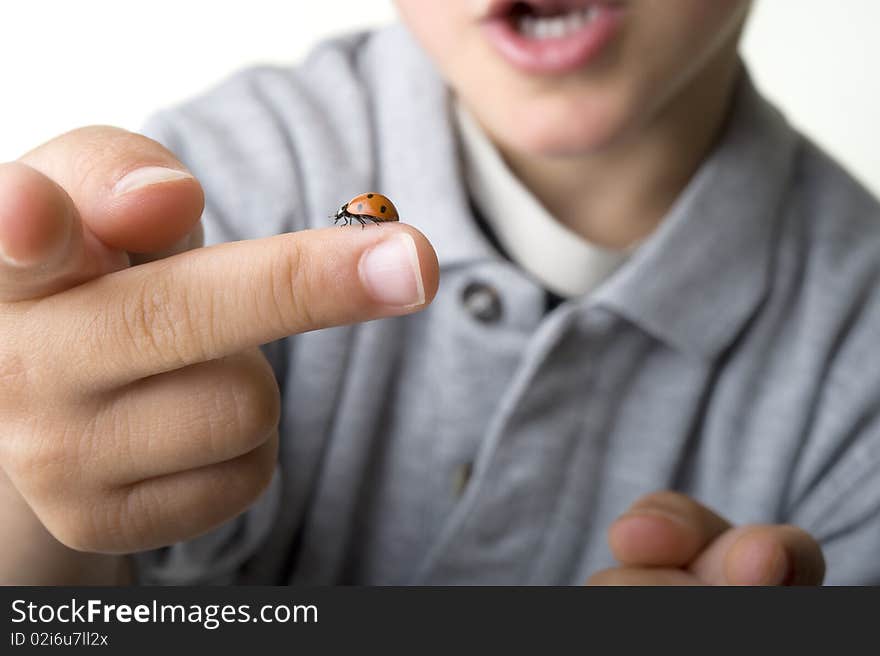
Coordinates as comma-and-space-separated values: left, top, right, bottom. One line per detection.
364, 25, 799, 359
589, 70, 800, 359
452, 96, 629, 298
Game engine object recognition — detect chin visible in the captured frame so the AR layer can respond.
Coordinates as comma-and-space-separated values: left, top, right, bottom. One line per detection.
493, 95, 627, 158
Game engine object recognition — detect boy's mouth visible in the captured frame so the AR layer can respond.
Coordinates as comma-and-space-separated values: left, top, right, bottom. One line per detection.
482, 1, 625, 74
496, 1, 601, 39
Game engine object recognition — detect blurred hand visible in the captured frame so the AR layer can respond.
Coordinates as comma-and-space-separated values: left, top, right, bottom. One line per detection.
587, 491, 825, 586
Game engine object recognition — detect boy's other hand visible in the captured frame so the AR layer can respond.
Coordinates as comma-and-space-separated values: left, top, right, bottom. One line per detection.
0, 127, 439, 560
587, 491, 826, 586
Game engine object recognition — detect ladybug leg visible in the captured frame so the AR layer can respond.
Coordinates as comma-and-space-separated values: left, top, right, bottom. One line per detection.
354, 215, 368, 229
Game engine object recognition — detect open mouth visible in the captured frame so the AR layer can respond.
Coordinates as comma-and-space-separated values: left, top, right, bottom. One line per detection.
503, 1, 603, 40
482, 1, 625, 74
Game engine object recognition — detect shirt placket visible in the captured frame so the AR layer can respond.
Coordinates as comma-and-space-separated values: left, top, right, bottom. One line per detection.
413, 297, 595, 583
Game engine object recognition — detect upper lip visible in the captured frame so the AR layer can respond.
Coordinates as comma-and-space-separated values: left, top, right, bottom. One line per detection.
484, 0, 609, 21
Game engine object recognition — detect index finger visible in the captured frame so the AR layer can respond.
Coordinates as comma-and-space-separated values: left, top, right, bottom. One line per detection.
608, 491, 731, 567
43, 223, 438, 388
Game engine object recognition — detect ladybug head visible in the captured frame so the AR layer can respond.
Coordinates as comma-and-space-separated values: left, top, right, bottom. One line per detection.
332, 203, 348, 221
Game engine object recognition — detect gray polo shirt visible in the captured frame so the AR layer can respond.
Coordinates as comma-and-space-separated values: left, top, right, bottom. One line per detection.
135, 24, 880, 585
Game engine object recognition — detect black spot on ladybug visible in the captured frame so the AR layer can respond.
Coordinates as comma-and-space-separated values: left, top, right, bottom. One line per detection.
380, 205, 387, 213
367, 194, 374, 198
357, 203, 363, 211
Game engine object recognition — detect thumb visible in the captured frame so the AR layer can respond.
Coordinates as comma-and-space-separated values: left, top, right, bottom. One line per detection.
0, 126, 203, 302
0, 161, 126, 302
20, 125, 203, 255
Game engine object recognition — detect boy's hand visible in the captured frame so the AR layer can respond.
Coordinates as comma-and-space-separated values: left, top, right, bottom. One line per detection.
0, 127, 438, 561
587, 492, 826, 586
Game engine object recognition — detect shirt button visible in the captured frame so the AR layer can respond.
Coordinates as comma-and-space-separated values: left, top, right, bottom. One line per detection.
462, 282, 503, 323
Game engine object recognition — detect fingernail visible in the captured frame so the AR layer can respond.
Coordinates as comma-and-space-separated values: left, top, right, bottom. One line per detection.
0, 201, 73, 268
358, 233, 426, 308
113, 166, 193, 196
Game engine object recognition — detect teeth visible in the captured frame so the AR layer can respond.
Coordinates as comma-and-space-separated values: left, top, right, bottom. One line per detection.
547, 16, 568, 38
565, 12, 584, 33
516, 6, 601, 40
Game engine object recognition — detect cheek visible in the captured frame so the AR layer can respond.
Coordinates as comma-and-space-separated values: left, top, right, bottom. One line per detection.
639, 0, 749, 62
624, 0, 748, 108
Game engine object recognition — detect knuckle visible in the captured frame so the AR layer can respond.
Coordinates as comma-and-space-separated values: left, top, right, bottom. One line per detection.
0, 309, 45, 405
0, 347, 34, 404
41, 494, 108, 553
222, 355, 281, 449
63, 126, 158, 187
116, 269, 205, 369
70, 131, 113, 189
9, 422, 80, 495
8, 420, 103, 534
102, 485, 160, 553
269, 237, 316, 331
73, 483, 166, 554
62, 126, 135, 190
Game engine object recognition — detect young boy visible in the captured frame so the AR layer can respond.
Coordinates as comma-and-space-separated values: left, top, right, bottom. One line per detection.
0, 0, 876, 585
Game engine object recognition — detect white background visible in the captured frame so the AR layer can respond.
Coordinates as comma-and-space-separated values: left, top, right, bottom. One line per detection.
1, 0, 878, 195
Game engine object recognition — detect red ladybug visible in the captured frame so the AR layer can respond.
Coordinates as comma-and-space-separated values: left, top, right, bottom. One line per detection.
333, 193, 400, 227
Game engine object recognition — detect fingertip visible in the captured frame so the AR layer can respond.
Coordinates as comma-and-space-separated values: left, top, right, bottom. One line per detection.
101, 169, 204, 253
20, 126, 206, 255
399, 224, 440, 305
610, 491, 731, 568
724, 529, 790, 586
0, 162, 73, 267
609, 511, 700, 567
358, 231, 426, 308
353, 223, 439, 311
785, 525, 826, 586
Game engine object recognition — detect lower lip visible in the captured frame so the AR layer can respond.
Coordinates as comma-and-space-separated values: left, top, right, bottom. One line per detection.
482, 5, 625, 75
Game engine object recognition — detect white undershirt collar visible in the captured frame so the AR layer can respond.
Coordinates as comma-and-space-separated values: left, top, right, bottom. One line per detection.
454, 98, 628, 298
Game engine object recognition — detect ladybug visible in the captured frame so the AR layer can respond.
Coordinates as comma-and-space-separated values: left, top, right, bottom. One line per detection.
333, 193, 400, 228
